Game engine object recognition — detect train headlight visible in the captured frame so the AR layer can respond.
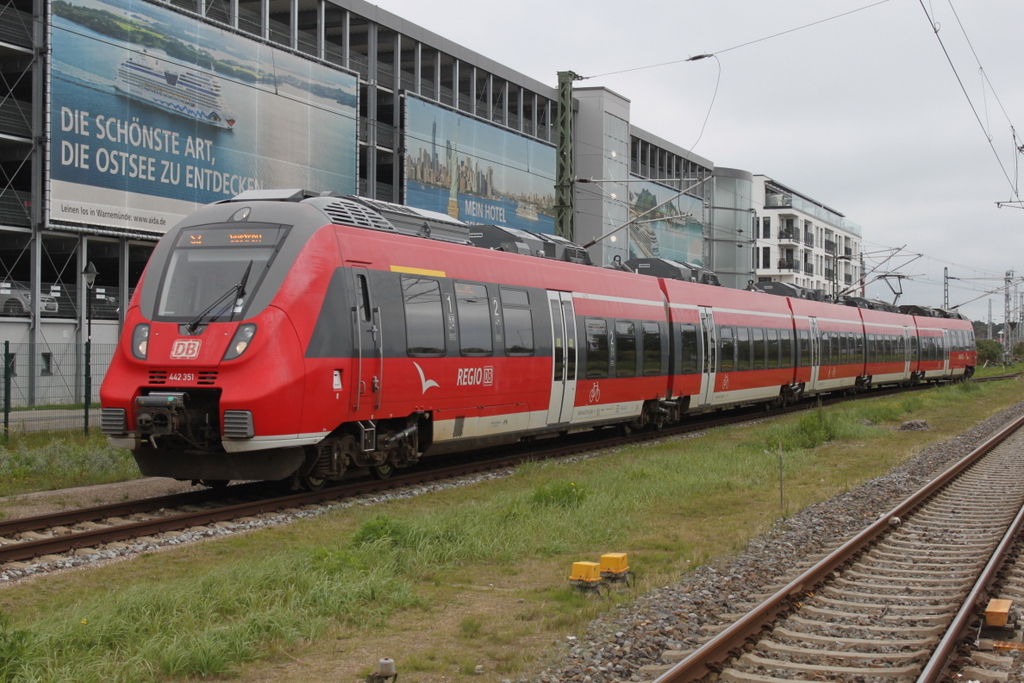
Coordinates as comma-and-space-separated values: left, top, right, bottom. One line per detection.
223, 323, 257, 360
132, 324, 150, 360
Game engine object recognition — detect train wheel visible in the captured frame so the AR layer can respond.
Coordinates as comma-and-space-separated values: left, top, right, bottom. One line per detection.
199, 479, 229, 489
370, 463, 395, 479
300, 474, 327, 491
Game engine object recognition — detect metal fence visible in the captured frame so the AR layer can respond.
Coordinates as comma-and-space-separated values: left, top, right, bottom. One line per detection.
2, 341, 117, 437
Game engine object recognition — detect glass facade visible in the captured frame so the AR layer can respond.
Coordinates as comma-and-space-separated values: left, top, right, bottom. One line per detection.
709, 171, 754, 290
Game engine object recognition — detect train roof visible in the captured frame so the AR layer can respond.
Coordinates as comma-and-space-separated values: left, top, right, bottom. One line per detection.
221, 190, 958, 318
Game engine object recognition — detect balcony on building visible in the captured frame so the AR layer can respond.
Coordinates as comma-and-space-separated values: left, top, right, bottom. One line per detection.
825, 268, 835, 281
845, 273, 853, 285
825, 239, 837, 255
804, 263, 814, 276
845, 246, 853, 257
803, 231, 814, 248
765, 191, 793, 208
778, 226, 800, 244
778, 259, 798, 271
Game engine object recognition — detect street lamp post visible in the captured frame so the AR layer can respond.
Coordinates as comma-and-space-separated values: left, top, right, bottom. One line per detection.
82, 261, 97, 341
82, 261, 97, 435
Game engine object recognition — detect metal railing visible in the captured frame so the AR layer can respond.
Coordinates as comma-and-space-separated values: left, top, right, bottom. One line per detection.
2, 341, 117, 437
778, 228, 800, 243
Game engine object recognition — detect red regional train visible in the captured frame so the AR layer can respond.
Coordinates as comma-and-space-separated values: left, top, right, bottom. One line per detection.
99, 190, 977, 489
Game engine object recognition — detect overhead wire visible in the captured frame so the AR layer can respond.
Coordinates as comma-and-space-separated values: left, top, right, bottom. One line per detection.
581, 0, 891, 79
916, 0, 1021, 202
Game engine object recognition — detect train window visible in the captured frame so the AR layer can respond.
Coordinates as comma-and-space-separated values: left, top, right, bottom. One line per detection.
615, 321, 637, 378
820, 332, 831, 366
402, 276, 445, 356
500, 288, 533, 356
780, 329, 793, 368
455, 282, 492, 356
752, 328, 766, 370
356, 274, 371, 323
679, 323, 699, 374
856, 334, 864, 363
503, 308, 534, 355
585, 318, 610, 379
797, 329, 810, 366
736, 328, 751, 371
501, 288, 529, 307
767, 329, 779, 369
838, 333, 847, 364
719, 327, 735, 372
642, 322, 663, 376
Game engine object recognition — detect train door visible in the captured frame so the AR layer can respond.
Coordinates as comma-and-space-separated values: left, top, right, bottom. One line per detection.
807, 317, 820, 392
546, 291, 578, 424
943, 329, 952, 372
350, 267, 382, 413
903, 326, 912, 377
698, 307, 716, 407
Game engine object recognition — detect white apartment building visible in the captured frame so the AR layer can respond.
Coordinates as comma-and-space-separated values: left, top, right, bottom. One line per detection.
752, 176, 862, 298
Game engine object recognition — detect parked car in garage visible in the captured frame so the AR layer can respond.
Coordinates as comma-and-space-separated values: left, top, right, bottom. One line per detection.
1, 281, 59, 316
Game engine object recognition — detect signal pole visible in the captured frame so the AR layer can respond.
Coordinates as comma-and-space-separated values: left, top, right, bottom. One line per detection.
1005, 271, 1013, 362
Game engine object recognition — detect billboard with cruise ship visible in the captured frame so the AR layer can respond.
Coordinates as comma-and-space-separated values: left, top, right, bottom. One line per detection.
404, 95, 556, 234
627, 179, 705, 265
49, 0, 358, 231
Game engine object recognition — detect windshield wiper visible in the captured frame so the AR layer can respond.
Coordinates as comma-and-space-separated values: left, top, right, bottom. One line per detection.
185, 260, 254, 334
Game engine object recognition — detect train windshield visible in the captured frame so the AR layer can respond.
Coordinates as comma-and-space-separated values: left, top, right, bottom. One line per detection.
155, 224, 288, 320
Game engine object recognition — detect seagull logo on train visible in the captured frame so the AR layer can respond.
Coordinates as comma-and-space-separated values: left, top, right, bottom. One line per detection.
414, 362, 439, 394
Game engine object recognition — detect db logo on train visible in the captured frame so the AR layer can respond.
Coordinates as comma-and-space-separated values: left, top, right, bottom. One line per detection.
170, 339, 202, 360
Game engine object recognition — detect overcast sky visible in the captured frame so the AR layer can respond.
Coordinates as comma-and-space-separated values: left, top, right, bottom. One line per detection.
372, 0, 1023, 322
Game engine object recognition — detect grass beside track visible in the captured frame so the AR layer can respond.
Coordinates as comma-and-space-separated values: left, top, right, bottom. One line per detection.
0, 377, 1021, 682
0, 431, 137, 502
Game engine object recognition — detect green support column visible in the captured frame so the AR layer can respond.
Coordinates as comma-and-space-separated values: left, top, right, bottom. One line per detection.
555, 70, 582, 242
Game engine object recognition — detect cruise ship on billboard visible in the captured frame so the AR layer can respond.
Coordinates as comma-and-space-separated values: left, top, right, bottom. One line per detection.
115, 51, 236, 129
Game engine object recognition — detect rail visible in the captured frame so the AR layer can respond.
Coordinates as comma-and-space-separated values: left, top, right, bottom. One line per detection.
651, 411, 1024, 683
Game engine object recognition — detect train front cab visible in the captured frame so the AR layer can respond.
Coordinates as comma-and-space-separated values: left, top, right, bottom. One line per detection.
100, 199, 343, 484
912, 316, 976, 382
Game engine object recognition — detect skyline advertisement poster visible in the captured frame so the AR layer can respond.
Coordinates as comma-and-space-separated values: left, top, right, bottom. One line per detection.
404, 95, 556, 234
627, 179, 705, 266
49, 0, 358, 232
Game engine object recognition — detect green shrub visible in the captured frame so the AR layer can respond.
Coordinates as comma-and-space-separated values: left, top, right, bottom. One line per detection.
977, 339, 1003, 364
351, 514, 415, 548
529, 481, 587, 509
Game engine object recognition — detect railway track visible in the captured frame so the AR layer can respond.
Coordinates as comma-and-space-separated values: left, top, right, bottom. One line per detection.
651, 411, 1024, 683
0, 378, 997, 575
